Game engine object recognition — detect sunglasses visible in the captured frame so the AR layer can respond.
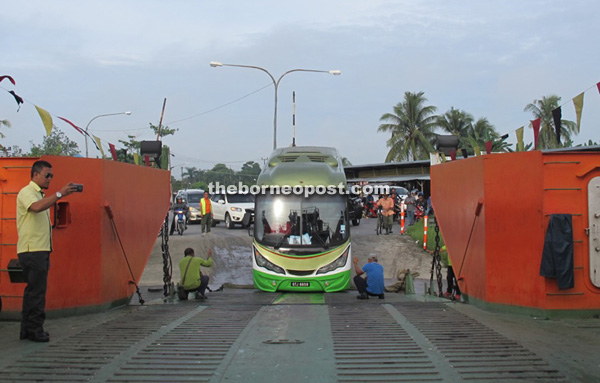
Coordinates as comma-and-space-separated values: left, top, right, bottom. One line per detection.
45, 173, 54, 179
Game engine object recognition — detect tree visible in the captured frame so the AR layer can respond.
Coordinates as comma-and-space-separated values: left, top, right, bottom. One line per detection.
238, 161, 261, 185
378, 91, 438, 162
29, 129, 80, 156
436, 108, 474, 147
1, 145, 23, 157
0, 119, 11, 154
117, 135, 141, 163
465, 117, 507, 153
208, 163, 235, 186
149, 122, 177, 138
524, 95, 577, 149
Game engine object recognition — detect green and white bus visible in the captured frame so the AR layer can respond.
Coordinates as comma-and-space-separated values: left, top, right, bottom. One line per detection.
252, 146, 351, 292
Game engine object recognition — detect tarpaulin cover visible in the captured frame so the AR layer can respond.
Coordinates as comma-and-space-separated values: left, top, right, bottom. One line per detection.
540, 214, 574, 290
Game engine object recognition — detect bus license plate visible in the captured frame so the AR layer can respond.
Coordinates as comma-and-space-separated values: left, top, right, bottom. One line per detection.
291, 282, 310, 287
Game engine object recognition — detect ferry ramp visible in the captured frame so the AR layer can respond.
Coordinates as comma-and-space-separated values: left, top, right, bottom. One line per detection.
1, 289, 598, 383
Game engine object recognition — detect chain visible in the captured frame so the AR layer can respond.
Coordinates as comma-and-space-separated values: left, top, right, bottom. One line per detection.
161, 214, 172, 297
429, 219, 443, 296
434, 223, 443, 296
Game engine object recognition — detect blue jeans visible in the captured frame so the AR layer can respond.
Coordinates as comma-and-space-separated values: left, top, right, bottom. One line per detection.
406, 211, 415, 225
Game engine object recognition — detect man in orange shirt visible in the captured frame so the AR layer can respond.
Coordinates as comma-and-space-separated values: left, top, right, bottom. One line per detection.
377, 193, 395, 235
200, 191, 213, 234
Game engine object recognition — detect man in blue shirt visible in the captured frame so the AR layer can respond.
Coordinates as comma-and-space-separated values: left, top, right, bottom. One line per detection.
353, 255, 385, 299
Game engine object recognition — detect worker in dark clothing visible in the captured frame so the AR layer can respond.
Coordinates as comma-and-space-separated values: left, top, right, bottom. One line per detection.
170, 197, 189, 235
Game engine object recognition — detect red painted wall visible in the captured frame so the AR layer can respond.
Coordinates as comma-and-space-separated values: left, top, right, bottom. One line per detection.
432, 151, 600, 314
0, 156, 170, 316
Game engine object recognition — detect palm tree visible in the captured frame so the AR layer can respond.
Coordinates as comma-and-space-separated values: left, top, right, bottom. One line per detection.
524, 95, 577, 149
378, 91, 438, 162
465, 117, 508, 153
436, 108, 474, 144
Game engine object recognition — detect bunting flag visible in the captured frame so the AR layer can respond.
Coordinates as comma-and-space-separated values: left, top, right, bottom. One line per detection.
58, 116, 100, 150
133, 153, 140, 165
473, 145, 481, 156
485, 141, 492, 154
597, 82, 600, 94
552, 107, 562, 145
572, 92, 584, 132
531, 118, 541, 149
8, 91, 23, 111
34, 105, 53, 136
516, 126, 524, 152
449, 149, 456, 161
440, 153, 447, 162
58, 116, 85, 135
109, 143, 117, 161
0, 75, 16, 85
93, 135, 105, 157
144, 155, 150, 167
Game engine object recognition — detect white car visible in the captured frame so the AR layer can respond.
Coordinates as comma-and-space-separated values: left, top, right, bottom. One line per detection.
211, 193, 254, 229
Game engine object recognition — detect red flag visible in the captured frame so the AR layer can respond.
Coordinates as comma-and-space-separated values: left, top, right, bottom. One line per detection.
144, 155, 150, 167
0, 75, 15, 85
450, 149, 456, 161
58, 116, 85, 135
531, 118, 541, 149
109, 143, 118, 161
485, 141, 492, 154
597, 82, 600, 94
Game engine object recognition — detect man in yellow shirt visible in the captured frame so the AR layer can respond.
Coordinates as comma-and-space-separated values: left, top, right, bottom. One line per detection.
16, 160, 78, 342
200, 191, 213, 234
179, 247, 213, 299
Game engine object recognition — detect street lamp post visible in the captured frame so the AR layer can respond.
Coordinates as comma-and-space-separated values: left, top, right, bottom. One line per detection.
85, 111, 132, 157
210, 61, 341, 150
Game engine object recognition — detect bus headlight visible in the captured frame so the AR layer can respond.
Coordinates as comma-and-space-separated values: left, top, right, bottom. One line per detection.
316, 248, 349, 275
254, 249, 285, 274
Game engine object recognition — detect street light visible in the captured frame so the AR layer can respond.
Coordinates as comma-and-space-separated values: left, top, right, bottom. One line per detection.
210, 61, 341, 150
85, 111, 132, 157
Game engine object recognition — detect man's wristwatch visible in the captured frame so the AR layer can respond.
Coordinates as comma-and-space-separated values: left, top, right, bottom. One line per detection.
56, 192, 62, 199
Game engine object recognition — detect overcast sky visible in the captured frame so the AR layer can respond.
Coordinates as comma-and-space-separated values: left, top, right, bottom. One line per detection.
1, 0, 599, 171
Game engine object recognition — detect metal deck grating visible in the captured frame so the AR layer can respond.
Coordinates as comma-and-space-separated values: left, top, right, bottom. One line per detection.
329, 304, 442, 382
394, 301, 568, 382
0, 304, 257, 383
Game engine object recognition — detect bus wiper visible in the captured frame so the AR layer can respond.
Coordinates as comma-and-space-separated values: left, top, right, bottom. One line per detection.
310, 226, 329, 249
274, 222, 295, 249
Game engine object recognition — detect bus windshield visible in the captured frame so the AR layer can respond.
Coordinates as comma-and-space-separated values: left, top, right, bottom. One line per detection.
255, 193, 349, 253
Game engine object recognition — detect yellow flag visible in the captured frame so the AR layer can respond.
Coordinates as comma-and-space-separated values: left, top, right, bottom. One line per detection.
92, 135, 105, 157
440, 153, 447, 162
35, 105, 53, 136
516, 127, 524, 152
473, 145, 481, 156
572, 92, 584, 133
133, 153, 140, 165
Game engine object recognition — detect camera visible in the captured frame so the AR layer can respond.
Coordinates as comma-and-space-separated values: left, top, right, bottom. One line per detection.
72, 183, 84, 192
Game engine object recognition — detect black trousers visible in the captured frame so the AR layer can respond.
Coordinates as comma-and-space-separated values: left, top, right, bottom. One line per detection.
446, 265, 461, 295
353, 275, 383, 297
18, 251, 50, 335
185, 275, 210, 296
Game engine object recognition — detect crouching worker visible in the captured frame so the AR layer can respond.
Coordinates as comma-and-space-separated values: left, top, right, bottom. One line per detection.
179, 248, 213, 300
353, 255, 385, 299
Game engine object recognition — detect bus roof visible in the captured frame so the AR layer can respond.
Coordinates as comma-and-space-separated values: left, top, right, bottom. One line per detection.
258, 146, 347, 187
